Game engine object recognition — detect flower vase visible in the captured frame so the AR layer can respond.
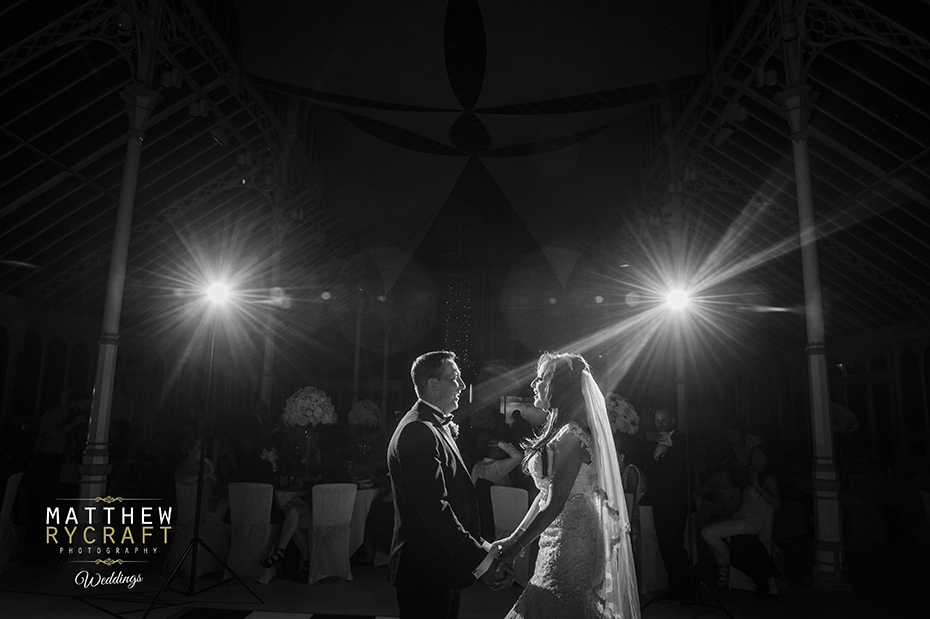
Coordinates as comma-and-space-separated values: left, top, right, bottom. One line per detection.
360, 426, 371, 463
304, 425, 318, 478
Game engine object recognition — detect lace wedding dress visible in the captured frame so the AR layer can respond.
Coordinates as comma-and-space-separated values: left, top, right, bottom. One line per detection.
506, 422, 607, 618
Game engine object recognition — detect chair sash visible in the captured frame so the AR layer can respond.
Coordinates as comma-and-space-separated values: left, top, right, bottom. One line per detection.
309, 483, 357, 583
224, 482, 274, 582
226, 521, 276, 582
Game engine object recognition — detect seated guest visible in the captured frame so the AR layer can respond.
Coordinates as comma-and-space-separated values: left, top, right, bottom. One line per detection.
470, 436, 522, 486
174, 436, 227, 517
175, 437, 215, 486
701, 445, 781, 593
724, 423, 764, 481
694, 439, 742, 531
234, 437, 274, 484
259, 437, 353, 580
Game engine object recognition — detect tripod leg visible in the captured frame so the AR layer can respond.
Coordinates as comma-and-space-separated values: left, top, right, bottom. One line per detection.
143, 538, 196, 618
195, 538, 264, 604
699, 581, 737, 619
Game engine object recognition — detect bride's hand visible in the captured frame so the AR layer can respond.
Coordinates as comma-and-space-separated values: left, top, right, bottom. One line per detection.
492, 536, 522, 564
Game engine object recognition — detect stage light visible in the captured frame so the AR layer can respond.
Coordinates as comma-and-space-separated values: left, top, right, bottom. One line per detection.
207, 282, 229, 304
666, 289, 690, 311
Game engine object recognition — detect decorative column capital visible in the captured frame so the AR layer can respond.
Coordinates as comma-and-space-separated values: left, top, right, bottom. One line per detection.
121, 85, 163, 134
776, 85, 817, 140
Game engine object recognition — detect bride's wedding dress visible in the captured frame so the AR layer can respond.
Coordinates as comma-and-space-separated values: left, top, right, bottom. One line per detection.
506, 422, 607, 618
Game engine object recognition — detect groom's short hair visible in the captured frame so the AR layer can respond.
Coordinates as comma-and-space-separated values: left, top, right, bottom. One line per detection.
411, 350, 456, 396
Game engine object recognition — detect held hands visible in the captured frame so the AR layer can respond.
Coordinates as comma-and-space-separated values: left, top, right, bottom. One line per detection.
491, 536, 524, 566
481, 536, 522, 590
479, 557, 514, 591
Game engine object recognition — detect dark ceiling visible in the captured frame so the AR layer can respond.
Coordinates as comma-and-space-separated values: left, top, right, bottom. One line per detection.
1, 0, 928, 393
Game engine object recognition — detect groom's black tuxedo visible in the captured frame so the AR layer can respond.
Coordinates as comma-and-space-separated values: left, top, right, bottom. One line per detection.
388, 400, 488, 595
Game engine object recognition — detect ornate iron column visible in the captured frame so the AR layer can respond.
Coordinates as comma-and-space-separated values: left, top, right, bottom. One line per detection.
80, 84, 161, 504
777, 0, 847, 591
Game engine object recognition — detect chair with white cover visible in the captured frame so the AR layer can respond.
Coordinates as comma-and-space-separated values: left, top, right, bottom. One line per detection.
225, 482, 277, 584
489, 486, 531, 585
0, 472, 24, 573
165, 480, 229, 578
637, 504, 667, 595
308, 483, 357, 583
348, 487, 380, 559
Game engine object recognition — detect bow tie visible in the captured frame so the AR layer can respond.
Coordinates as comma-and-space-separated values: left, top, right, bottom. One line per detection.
439, 414, 455, 426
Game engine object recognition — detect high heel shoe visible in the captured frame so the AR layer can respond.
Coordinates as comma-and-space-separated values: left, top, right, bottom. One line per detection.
260, 548, 285, 569
716, 562, 730, 592
296, 559, 310, 581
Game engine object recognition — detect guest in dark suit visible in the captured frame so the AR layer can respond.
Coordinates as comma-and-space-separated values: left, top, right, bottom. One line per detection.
387, 350, 511, 619
639, 408, 692, 600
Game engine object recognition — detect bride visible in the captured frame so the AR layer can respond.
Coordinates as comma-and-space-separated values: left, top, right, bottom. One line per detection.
493, 352, 640, 618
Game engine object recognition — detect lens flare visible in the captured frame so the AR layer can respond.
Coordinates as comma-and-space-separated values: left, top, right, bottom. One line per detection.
666, 289, 690, 310
207, 282, 230, 304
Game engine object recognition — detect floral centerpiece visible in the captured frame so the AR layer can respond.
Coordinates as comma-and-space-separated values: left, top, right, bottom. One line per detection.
281, 386, 336, 479
282, 386, 337, 428
605, 393, 639, 435
830, 401, 859, 434
348, 399, 382, 427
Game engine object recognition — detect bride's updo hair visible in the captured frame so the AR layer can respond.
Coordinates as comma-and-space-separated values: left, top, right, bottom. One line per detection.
522, 352, 591, 476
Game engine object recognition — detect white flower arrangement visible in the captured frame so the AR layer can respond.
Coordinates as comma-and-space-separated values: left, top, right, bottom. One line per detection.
605, 393, 639, 435
348, 399, 382, 426
282, 386, 336, 428
830, 401, 859, 434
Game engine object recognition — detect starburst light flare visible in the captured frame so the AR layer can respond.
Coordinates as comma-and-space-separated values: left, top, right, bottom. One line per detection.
207, 282, 230, 304
665, 289, 690, 311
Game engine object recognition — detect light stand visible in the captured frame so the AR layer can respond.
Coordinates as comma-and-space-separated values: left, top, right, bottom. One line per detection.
639, 423, 734, 618
640, 290, 733, 617
144, 285, 262, 618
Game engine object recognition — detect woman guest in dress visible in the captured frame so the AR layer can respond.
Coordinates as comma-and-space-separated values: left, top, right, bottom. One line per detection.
493, 352, 640, 618
700, 444, 781, 591
259, 437, 353, 581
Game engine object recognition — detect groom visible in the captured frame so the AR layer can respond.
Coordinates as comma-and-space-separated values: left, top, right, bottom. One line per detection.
387, 350, 511, 619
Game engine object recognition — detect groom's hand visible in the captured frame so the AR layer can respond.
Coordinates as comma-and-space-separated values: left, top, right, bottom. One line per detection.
480, 558, 513, 590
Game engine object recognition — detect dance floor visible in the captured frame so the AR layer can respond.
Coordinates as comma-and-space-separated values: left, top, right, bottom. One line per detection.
0, 556, 923, 619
